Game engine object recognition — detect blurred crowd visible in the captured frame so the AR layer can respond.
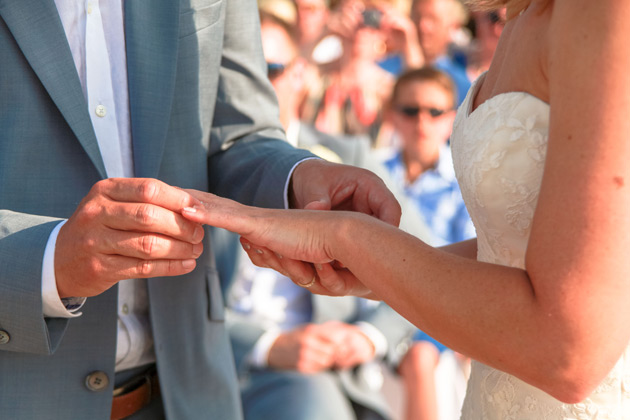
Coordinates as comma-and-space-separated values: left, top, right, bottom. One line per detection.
258, 0, 505, 148
218, 1, 506, 419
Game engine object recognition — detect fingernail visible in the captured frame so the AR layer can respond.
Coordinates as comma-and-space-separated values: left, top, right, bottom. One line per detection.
274, 252, 283, 259
255, 248, 263, 254
243, 243, 251, 250
193, 243, 203, 257
183, 206, 196, 213
182, 259, 196, 269
315, 263, 323, 271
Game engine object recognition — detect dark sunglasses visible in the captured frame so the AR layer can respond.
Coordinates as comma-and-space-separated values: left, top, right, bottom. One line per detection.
395, 105, 450, 118
266, 62, 291, 79
487, 10, 505, 25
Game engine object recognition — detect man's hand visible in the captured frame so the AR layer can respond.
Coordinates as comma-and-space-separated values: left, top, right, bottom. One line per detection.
289, 159, 401, 227
55, 178, 204, 298
267, 324, 337, 373
267, 321, 376, 373
328, 322, 376, 369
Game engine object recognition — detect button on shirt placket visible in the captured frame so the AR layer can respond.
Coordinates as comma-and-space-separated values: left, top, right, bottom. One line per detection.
51, 0, 154, 374
85, 0, 124, 179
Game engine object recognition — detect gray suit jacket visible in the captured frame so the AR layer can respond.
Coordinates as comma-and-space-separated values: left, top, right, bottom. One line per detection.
0, 1, 314, 419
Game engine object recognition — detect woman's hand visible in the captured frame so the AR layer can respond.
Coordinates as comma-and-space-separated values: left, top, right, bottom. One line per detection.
181, 191, 377, 297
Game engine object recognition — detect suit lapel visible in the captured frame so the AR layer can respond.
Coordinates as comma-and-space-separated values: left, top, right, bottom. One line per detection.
125, 0, 180, 178
0, 0, 107, 178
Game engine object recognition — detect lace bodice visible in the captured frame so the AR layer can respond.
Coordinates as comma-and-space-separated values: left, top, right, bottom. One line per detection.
451, 75, 630, 419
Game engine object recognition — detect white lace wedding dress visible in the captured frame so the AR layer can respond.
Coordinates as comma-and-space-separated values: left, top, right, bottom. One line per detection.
450, 74, 630, 419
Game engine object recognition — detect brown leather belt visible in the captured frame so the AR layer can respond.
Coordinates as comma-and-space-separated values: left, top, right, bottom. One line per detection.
111, 367, 160, 420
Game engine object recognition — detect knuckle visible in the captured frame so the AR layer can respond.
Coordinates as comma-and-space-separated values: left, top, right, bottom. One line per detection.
92, 179, 110, 195
83, 236, 98, 252
137, 179, 160, 202
140, 235, 158, 257
137, 259, 153, 277
79, 198, 104, 221
135, 204, 157, 227
87, 257, 105, 279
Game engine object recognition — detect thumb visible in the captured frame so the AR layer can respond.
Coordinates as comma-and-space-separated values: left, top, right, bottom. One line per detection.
303, 198, 332, 211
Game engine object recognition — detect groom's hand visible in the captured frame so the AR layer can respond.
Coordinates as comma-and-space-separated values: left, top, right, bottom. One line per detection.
288, 159, 401, 226
55, 178, 204, 298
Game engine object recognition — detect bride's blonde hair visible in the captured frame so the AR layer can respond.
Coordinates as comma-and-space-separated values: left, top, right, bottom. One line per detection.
465, 0, 531, 15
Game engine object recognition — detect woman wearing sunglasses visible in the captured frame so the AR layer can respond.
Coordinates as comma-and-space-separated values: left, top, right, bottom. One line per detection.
183, 0, 630, 418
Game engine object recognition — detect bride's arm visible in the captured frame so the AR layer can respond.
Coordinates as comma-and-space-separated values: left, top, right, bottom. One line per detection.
340, 0, 630, 402
326, 0, 630, 402
438, 238, 477, 259
183, 0, 630, 403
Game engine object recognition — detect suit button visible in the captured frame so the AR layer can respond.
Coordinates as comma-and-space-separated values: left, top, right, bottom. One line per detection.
0, 330, 9, 344
85, 371, 109, 392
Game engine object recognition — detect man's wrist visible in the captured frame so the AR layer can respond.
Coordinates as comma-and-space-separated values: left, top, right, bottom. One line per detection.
248, 330, 281, 368
356, 322, 388, 359
42, 220, 85, 318
285, 157, 321, 209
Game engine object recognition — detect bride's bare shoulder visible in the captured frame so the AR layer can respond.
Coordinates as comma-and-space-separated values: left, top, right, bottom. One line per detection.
472, 1, 551, 110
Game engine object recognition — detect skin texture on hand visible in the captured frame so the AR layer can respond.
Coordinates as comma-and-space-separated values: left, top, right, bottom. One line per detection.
288, 159, 401, 227
183, 157, 402, 298
55, 178, 204, 298
267, 321, 375, 372
183, 190, 379, 298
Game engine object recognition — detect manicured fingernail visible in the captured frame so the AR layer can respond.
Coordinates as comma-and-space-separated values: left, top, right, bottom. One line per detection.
315, 263, 323, 270
182, 259, 196, 269
274, 252, 283, 259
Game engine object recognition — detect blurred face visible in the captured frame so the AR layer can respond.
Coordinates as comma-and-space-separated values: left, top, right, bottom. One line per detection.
412, 0, 457, 61
294, 0, 329, 44
391, 79, 455, 160
261, 21, 304, 126
261, 22, 299, 95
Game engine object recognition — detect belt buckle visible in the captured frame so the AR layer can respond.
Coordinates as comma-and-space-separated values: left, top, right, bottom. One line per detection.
112, 367, 155, 398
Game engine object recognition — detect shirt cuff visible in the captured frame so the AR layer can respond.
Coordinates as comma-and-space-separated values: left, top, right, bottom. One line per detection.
247, 329, 281, 368
356, 321, 388, 359
283, 157, 321, 209
42, 220, 86, 318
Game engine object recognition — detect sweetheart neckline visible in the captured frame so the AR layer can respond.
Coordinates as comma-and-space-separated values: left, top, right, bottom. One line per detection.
465, 73, 550, 120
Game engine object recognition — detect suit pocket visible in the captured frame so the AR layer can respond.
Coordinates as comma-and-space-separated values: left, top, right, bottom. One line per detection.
179, 0, 223, 39
206, 267, 225, 321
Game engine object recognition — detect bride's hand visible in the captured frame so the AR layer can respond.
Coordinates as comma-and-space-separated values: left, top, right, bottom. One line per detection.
239, 238, 378, 298
181, 191, 376, 297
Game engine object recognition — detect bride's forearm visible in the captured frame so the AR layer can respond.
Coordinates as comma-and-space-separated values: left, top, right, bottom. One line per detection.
438, 238, 477, 259
327, 214, 602, 403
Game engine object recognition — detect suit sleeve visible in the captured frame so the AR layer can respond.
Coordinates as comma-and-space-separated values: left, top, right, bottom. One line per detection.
206, 0, 315, 209
0, 211, 69, 355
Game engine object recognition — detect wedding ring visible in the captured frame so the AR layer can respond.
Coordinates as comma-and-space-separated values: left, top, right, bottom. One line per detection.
301, 274, 317, 288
